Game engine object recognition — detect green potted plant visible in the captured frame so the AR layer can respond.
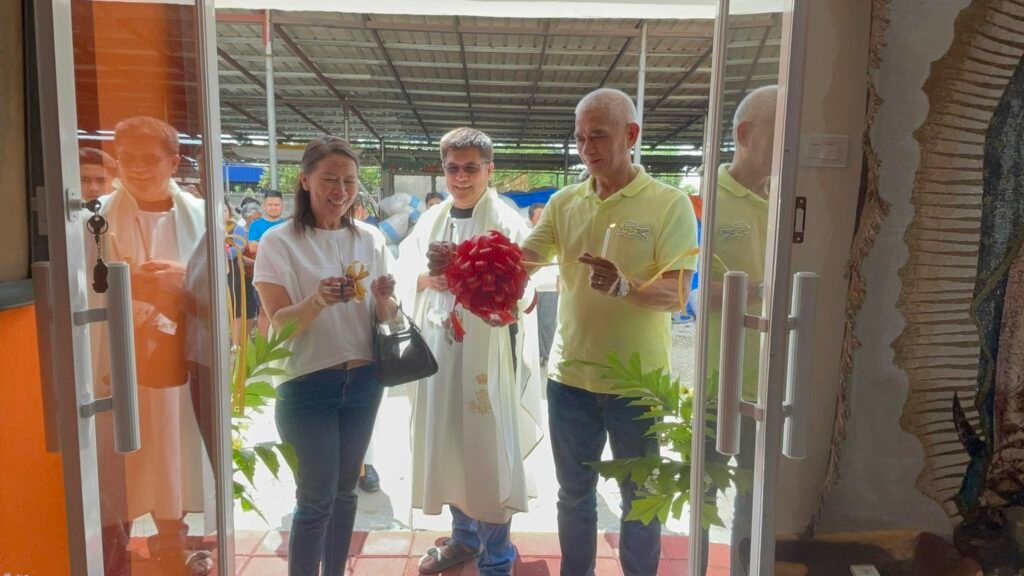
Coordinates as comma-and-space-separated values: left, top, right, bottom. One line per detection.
567, 353, 751, 528
231, 321, 299, 519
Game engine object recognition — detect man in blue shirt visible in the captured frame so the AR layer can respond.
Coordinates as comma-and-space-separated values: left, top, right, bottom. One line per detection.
246, 189, 286, 244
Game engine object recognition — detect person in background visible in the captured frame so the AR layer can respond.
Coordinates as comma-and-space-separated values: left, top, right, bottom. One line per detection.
520, 88, 699, 576
247, 190, 286, 336
239, 195, 261, 213
79, 146, 117, 202
224, 199, 256, 344
247, 189, 286, 244
528, 203, 559, 367
425, 191, 444, 209
253, 136, 398, 576
239, 203, 262, 228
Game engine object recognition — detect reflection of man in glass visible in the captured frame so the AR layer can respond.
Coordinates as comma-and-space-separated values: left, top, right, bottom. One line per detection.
703, 85, 777, 576
79, 146, 117, 202
95, 116, 212, 575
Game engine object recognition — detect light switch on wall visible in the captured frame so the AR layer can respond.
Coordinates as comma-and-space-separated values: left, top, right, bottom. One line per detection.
800, 134, 849, 168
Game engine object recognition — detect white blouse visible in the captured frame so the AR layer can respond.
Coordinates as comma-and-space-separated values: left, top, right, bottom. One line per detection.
253, 220, 394, 382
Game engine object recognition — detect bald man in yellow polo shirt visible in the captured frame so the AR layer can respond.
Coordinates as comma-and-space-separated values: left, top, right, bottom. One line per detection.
521, 88, 698, 576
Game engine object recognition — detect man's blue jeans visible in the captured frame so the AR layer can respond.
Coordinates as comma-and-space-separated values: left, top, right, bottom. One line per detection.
451, 506, 516, 576
547, 380, 661, 576
275, 366, 384, 576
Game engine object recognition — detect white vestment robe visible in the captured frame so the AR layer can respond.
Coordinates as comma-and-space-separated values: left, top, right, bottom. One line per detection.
399, 190, 544, 524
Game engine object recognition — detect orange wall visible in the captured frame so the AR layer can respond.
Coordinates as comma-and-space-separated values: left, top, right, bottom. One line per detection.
0, 305, 69, 575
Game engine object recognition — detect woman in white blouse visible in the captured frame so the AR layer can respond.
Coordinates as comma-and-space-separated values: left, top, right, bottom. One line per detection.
254, 136, 397, 576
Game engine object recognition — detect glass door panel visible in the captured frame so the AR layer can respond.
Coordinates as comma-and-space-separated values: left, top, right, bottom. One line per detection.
34, 0, 232, 573
691, 1, 791, 574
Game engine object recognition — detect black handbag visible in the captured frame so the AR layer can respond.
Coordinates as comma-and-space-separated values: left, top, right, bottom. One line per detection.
373, 306, 439, 387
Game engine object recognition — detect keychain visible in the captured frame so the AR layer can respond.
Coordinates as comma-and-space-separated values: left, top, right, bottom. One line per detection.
85, 199, 109, 293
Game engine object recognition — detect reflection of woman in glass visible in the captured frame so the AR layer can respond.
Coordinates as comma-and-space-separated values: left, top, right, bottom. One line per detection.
94, 116, 212, 575
253, 136, 398, 576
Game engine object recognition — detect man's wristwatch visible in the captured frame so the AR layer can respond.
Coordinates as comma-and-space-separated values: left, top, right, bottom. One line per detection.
614, 274, 631, 298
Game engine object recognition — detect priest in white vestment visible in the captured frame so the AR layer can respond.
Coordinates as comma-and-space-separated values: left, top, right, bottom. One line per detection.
398, 128, 543, 576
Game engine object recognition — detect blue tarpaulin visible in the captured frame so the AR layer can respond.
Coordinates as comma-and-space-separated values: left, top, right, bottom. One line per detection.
501, 187, 558, 208
224, 165, 264, 184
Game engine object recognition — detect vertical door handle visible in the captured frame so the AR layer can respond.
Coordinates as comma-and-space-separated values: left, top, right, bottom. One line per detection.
716, 271, 747, 456
106, 263, 141, 454
782, 272, 819, 459
31, 262, 61, 453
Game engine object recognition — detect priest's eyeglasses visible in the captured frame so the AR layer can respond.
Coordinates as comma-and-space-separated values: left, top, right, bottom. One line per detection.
443, 162, 484, 175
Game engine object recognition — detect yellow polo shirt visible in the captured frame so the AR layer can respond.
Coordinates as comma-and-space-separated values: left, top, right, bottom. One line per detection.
522, 165, 698, 394
706, 164, 770, 399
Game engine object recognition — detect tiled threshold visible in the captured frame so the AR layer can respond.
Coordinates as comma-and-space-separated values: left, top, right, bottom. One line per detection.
230, 530, 730, 575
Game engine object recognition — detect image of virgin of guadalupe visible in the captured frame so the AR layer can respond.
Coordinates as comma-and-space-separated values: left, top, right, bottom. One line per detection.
955, 52, 1024, 518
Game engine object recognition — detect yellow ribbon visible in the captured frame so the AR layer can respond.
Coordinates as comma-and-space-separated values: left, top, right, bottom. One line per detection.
636, 247, 700, 311
346, 261, 370, 303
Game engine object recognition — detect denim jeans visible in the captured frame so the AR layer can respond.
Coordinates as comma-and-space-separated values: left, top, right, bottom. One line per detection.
450, 506, 516, 576
547, 380, 661, 576
275, 366, 384, 576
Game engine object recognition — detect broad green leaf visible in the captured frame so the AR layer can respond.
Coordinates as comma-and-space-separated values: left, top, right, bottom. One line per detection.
245, 381, 277, 399
701, 501, 725, 529
277, 442, 300, 476
670, 492, 688, 520
588, 457, 642, 484
254, 443, 282, 479
627, 455, 662, 486
704, 462, 733, 492
234, 448, 256, 487
250, 366, 290, 379
625, 493, 672, 525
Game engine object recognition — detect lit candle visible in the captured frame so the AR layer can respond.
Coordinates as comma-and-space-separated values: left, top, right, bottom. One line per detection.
601, 223, 617, 258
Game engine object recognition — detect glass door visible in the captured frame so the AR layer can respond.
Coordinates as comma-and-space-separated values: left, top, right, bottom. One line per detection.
32, 0, 233, 573
691, 0, 809, 574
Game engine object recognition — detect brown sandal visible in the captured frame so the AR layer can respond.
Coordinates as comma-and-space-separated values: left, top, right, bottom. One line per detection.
418, 539, 478, 574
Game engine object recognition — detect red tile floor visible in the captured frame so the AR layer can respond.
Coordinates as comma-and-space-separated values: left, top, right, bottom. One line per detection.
228, 530, 731, 575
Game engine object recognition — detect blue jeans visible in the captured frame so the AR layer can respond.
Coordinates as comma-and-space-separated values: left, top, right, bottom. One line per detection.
275, 366, 384, 576
450, 506, 516, 576
547, 380, 661, 576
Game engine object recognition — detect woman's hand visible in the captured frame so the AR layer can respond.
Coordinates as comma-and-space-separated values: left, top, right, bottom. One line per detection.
371, 274, 398, 320
318, 275, 355, 306
371, 274, 396, 300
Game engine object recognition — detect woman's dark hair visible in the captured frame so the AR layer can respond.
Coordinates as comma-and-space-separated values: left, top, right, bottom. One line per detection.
293, 136, 361, 235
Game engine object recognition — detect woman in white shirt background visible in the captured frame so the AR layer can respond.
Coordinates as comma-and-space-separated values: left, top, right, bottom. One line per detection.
253, 136, 398, 576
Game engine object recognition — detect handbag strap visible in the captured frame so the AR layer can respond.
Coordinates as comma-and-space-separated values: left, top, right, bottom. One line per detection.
376, 302, 419, 332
